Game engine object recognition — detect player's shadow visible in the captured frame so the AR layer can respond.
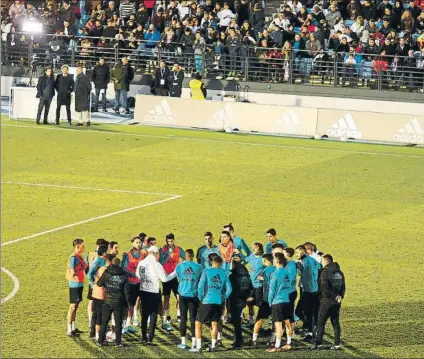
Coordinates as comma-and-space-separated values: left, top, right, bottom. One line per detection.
73, 300, 424, 358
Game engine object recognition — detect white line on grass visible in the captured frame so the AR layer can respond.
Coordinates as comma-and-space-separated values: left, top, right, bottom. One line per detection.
2, 123, 423, 159
1, 190, 182, 304
1, 181, 181, 197
1, 195, 182, 247
1, 267, 20, 304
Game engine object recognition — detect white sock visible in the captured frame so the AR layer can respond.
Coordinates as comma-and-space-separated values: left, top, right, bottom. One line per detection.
67, 324, 72, 333
211, 339, 217, 348
126, 317, 131, 328
95, 332, 99, 340
181, 337, 186, 345
177, 309, 181, 317
191, 337, 196, 348
71, 321, 76, 331
253, 333, 258, 341
217, 332, 222, 340
287, 336, 292, 345
271, 333, 276, 342
275, 338, 281, 348
112, 316, 116, 326
196, 338, 202, 349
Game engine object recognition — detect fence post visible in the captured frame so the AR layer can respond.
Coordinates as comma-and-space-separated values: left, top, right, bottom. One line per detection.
114, 45, 119, 63
289, 50, 294, 84
202, 45, 206, 78
244, 46, 250, 81
333, 55, 338, 87
71, 43, 75, 66
377, 69, 382, 91
28, 38, 34, 69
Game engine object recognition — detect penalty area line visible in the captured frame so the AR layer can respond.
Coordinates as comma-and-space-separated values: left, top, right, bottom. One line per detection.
0, 194, 182, 304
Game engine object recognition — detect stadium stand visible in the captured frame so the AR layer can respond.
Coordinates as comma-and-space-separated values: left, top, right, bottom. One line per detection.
1, 0, 424, 91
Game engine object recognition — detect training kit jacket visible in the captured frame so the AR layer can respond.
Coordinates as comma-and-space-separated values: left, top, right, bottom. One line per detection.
268, 267, 291, 305
319, 262, 346, 305
229, 262, 253, 307
136, 254, 176, 294
244, 254, 265, 288
97, 264, 130, 305
175, 261, 202, 298
285, 260, 297, 294
298, 255, 321, 293
198, 267, 232, 305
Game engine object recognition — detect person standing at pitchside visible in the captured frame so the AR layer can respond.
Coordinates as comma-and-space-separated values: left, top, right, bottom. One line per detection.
55, 64, 74, 125
35, 66, 55, 125
74, 65, 92, 126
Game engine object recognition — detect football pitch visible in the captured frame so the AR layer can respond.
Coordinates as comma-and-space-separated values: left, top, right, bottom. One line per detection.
1, 117, 424, 358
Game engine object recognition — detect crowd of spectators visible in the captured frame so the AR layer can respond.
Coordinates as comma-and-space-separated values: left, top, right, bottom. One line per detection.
1, 0, 424, 89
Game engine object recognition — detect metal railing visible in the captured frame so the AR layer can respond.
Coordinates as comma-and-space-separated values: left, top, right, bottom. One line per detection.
2, 33, 424, 93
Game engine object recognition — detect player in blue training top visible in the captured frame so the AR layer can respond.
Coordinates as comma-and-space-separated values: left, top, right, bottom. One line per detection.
87, 245, 108, 337
196, 232, 219, 269
295, 244, 322, 341
267, 253, 293, 352
175, 249, 202, 350
248, 253, 276, 346
223, 223, 251, 257
190, 255, 232, 353
265, 228, 288, 254
283, 247, 299, 331
244, 242, 265, 326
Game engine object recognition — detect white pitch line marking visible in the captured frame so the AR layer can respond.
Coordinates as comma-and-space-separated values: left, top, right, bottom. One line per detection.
1, 181, 181, 197
1, 267, 20, 304
1, 187, 182, 304
2, 123, 423, 159
1, 195, 182, 247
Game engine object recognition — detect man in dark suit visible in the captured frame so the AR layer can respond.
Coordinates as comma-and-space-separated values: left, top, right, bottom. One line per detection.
55, 64, 75, 125
92, 58, 110, 112
36, 67, 55, 125
122, 57, 134, 114
169, 63, 185, 98
74, 66, 92, 126
154, 60, 170, 96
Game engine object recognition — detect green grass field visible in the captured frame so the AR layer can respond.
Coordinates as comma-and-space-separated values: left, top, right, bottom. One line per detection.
1, 117, 424, 358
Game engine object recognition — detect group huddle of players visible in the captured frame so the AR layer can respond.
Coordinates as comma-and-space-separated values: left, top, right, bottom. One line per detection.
65, 223, 346, 352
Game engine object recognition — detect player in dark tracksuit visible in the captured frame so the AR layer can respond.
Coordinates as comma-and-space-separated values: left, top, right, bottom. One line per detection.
311, 254, 346, 350
228, 256, 253, 349
97, 257, 131, 347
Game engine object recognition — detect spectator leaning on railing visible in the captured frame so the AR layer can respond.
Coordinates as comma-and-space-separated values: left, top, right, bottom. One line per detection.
2, 0, 424, 91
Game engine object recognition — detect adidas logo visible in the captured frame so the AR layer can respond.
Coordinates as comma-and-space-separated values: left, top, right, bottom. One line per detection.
183, 266, 195, 275
274, 110, 306, 135
392, 118, 424, 144
326, 113, 362, 139
206, 104, 235, 130
144, 100, 176, 125
210, 275, 222, 284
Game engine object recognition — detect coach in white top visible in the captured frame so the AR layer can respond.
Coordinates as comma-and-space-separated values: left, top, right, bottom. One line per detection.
136, 245, 177, 344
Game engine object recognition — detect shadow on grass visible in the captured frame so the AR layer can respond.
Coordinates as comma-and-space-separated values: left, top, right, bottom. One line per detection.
72, 300, 424, 358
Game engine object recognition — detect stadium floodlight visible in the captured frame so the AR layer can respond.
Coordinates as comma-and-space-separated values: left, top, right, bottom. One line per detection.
22, 20, 43, 34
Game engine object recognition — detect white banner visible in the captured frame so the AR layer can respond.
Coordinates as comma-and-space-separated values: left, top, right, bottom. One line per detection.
134, 95, 318, 137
